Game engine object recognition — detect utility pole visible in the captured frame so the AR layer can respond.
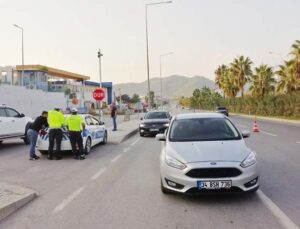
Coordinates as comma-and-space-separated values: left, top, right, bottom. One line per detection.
144, 1, 172, 110
118, 88, 122, 109
13, 24, 24, 86
98, 49, 103, 122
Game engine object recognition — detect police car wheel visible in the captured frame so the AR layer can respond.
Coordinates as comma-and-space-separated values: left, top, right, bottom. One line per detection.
101, 131, 107, 145
23, 122, 31, 145
85, 137, 92, 154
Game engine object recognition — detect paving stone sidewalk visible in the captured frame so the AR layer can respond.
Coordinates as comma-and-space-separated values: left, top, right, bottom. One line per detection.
0, 183, 37, 221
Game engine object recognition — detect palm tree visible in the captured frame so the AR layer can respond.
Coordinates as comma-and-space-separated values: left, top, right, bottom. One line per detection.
223, 68, 239, 98
290, 40, 300, 88
250, 64, 275, 97
230, 56, 253, 97
276, 60, 298, 93
215, 65, 228, 97
290, 40, 300, 60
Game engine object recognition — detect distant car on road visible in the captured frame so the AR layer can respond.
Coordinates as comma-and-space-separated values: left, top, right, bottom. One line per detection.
139, 111, 171, 137
37, 114, 107, 155
215, 106, 229, 116
0, 105, 33, 145
156, 113, 258, 194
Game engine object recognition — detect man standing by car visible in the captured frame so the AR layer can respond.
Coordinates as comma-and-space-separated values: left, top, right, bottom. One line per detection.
111, 102, 117, 131
48, 108, 64, 160
27, 111, 48, 160
66, 108, 86, 160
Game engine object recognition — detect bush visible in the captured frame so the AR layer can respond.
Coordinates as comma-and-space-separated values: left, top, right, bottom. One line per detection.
191, 92, 300, 118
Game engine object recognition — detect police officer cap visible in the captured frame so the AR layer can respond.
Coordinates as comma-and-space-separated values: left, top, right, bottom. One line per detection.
71, 108, 78, 113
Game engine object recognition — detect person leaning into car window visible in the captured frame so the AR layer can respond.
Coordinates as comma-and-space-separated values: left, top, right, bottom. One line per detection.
27, 111, 48, 160
66, 108, 86, 160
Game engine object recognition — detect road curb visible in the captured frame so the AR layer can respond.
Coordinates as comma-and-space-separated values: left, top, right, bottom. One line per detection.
230, 113, 300, 125
120, 128, 139, 143
0, 183, 38, 221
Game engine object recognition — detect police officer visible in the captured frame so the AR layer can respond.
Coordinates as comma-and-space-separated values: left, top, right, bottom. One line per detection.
48, 108, 64, 160
66, 108, 86, 160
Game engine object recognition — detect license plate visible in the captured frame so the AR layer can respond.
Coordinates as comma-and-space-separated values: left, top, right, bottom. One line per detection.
150, 129, 159, 132
197, 180, 232, 190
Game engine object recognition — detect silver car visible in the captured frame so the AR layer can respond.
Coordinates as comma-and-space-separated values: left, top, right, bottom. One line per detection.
156, 113, 259, 194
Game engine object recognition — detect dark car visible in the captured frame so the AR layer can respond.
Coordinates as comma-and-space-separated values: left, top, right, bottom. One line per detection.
215, 106, 229, 116
139, 111, 171, 137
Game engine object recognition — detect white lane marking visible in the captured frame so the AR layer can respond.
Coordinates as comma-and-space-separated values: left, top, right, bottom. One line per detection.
90, 167, 107, 180
123, 147, 130, 153
130, 138, 140, 146
237, 124, 248, 128
52, 186, 86, 213
257, 190, 299, 229
260, 130, 277, 137
296, 142, 300, 144
111, 154, 122, 163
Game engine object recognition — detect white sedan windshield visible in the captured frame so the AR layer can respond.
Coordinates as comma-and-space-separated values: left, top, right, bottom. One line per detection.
169, 118, 241, 142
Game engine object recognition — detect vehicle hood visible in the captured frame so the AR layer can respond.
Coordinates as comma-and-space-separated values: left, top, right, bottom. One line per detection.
166, 140, 251, 163
142, 119, 169, 124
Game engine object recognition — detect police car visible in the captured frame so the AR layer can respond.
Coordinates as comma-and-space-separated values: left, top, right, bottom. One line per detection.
37, 114, 107, 154
0, 104, 33, 145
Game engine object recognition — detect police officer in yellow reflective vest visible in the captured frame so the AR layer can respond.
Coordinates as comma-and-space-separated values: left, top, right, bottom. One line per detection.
66, 108, 86, 160
48, 108, 64, 160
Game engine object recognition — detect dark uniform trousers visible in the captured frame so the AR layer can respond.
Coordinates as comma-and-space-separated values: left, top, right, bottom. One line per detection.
69, 131, 84, 157
48, 128, 63, 158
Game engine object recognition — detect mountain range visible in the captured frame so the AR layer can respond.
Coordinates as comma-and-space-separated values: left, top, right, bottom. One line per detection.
113, 75, 215, 98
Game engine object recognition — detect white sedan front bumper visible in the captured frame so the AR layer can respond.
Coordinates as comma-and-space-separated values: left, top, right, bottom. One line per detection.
160, 160, 259, 194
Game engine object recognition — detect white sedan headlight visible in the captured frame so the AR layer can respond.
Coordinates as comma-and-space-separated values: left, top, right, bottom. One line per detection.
163, 123, 170, 127
139, 123, 146, 127
240, 152, 256, 168
165, 154, 186, 170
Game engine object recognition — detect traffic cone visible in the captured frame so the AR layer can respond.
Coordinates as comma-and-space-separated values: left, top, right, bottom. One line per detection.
252, 119, 259, 133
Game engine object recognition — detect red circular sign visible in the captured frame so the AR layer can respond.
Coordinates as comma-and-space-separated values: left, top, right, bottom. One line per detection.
93, 88, 105, 101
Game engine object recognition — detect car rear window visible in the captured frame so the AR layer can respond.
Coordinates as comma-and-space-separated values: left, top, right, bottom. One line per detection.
169, 118, 241, 142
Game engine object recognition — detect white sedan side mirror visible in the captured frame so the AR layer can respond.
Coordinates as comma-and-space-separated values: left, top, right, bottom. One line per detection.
242, 130, 251, 138
155, 134, 166, 141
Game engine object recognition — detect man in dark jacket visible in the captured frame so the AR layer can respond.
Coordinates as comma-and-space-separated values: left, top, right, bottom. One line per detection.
111, 102, 117, 131
27, 111, 48, 160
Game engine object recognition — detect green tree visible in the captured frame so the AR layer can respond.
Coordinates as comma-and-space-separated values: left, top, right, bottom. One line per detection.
276, 60, 298, 93
145, 91, 155, 106
130, 94, 140, 103
230, 56, 253, 97
250, 64, 275, 97
215, 64, 228, 97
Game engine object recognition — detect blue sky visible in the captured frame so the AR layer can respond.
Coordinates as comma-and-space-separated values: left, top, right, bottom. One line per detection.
0, 0, 299, 83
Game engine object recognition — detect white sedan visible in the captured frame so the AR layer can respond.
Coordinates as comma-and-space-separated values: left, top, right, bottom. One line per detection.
37, 114, 107, 154
156, 113, 259, 194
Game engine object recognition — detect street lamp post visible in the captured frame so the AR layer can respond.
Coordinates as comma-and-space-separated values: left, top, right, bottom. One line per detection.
98, 49, 103, 122
159, 52, 173, 110
145, 1, 172, 109
13, 24, 24, 86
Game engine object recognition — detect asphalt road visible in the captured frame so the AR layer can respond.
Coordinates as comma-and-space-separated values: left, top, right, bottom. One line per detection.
0, 112, 299, 229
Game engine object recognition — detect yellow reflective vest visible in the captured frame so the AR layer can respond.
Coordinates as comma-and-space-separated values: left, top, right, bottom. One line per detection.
48, 110, 64, 128
66, 115, 84, 131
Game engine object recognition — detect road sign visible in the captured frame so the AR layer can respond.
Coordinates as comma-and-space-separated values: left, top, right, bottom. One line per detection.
93, 88, 105, 101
